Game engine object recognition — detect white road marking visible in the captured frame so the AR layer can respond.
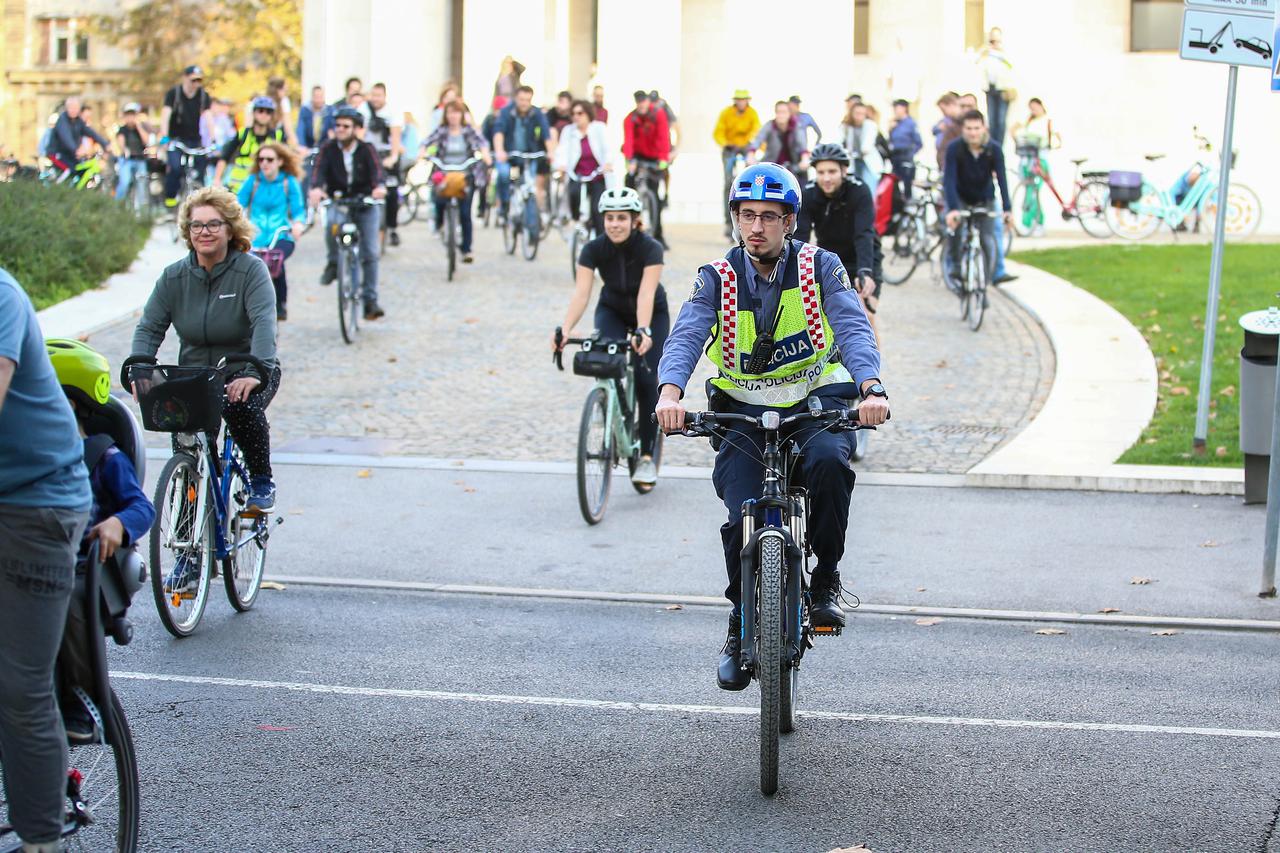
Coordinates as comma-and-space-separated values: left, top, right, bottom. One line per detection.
268, 574, 1280, 634
112, 671, 1280, 741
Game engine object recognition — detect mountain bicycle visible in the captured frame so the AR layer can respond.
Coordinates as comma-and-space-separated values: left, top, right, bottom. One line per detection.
41, 152, 111, 193
165, 141, 219, 241
0, 543, 141, 853
428, 155, 481, 281
322, 195, 384, 344
503, 151, 546, 261
664, 400, 874, 795
565, 167, 605, 277
121, 353, 282, 638
1107, 128, 1261, 240
948, 207, 994, 332
1009, 142, 1111, 239
554, 328, 664, 525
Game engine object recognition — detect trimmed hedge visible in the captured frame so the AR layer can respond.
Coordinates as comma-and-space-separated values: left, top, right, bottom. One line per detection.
0, 179, 150, 310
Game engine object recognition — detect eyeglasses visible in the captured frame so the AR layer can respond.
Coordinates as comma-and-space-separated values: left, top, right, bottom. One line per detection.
736, 210, 789, 226
254, 108, 274, 115
188, 220, 226, 234
335, 122, 355, 130
257, 155, 277, 163
571, 110, 586, 116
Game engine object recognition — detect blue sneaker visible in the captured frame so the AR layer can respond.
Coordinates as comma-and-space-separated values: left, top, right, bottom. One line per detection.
247, 477, 276, 513
165, 555, 197, 593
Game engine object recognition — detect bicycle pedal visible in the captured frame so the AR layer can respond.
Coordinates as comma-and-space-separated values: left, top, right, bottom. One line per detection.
810, 625, 843, 637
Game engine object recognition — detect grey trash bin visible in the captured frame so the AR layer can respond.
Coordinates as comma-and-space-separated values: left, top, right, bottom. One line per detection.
1239, 308, 1280, 504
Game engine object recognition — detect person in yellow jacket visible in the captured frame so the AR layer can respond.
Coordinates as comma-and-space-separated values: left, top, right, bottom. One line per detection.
713, 90, 761, 237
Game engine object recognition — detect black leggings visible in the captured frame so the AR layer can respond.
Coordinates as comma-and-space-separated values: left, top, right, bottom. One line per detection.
593, 301, 669, 456
219, 365, 281, 481
568, 177, 606, 238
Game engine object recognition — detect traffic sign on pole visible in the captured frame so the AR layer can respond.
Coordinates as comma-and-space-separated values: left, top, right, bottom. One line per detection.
1181, 7, 1275, 68
1185, 0, 1275, 14
1274, 5, 1280, 89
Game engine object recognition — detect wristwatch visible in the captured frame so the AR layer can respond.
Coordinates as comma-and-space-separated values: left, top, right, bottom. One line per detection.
861, 382, 888, 400
635, 326, 653, 337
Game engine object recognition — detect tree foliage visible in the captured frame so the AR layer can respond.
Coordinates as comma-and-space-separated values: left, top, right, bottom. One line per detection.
95, 0, 302, 107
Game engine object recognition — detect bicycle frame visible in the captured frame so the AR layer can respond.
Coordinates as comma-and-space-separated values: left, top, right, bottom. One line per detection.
168, 430, 254, 563
1136, 160, 1218, 227
597, 350, 642, 463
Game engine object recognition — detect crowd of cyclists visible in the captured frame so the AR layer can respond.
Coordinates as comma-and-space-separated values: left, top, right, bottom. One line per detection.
0, 34, 1084, 845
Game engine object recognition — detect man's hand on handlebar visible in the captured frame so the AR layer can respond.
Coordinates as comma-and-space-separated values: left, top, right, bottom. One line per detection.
308, 187, 327, 206
655, 385, 686, 434
858, 396, 890, 427
371, 186, 387, 200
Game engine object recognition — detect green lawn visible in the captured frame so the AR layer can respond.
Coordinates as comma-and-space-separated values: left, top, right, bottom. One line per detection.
0, 179, 150, 310
1011, 243, 1279, 467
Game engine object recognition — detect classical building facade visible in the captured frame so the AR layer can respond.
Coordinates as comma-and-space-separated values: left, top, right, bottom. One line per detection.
0, 0, 147, 161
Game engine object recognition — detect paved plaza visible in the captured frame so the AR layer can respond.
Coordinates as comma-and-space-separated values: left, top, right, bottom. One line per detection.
88, 218, 1052, 474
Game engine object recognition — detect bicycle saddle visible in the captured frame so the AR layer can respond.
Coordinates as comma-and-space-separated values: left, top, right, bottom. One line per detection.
1070, 158, 1088, 166
1144, 153, 1166, 162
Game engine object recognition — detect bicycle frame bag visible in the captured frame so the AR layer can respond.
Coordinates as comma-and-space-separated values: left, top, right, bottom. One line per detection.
572, 340, 627, 380
1108, 171, 1142, 207
131, 364, 225, 433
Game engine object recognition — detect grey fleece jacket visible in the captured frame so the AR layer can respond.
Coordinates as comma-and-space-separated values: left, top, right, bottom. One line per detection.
131, 250, 278, 380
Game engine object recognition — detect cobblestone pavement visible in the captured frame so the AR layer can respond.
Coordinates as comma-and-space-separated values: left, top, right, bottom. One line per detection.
88, 216, 1052, 474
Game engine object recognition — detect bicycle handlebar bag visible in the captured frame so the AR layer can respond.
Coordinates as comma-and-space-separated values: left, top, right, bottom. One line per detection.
131, 364, 225, 433
1108, 171, 1143, 206
573, 347, 627, 380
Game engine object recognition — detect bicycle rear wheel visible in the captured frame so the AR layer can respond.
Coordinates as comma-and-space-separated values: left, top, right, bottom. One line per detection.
522, 195, 541, 260
338, 248, 359, 344
758, 534, 784, 796
402, 185, 421, 224
576, 386, 613, 525
446, 203, 459, 281
150, 452, 213, 637
1074, 180, 1112, 239
223, 458, 267, 611
1106, 183, 1162, 240
968, 246, 987, 332
882, 218, 921, 285
1201, 183, 1262, 238
71, 688, 140, 852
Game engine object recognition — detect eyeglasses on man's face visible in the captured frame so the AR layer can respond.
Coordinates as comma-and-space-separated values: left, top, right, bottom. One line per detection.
189, 220, 226, 234
736, 210, 789, 226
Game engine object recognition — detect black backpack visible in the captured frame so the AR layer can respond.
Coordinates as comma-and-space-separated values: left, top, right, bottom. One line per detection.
875, 132, 892, 163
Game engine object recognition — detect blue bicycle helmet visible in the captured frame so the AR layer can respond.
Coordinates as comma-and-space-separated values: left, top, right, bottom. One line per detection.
334, 106, 364, 127
729, 163, 802, 216
251, 96, 277, 112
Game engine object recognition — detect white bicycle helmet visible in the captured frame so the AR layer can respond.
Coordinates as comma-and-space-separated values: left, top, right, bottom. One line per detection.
598, 187, 643, 213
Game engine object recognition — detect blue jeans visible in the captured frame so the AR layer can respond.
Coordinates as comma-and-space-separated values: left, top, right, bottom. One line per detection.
434, 189, 475, 254
324, 203, 381, 303
993, 215, 1008, 277
114, 157, 148, 202
986, 88, 1009, 149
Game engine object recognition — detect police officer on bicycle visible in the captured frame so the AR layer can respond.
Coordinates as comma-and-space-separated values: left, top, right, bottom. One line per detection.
654, 163, 889, 691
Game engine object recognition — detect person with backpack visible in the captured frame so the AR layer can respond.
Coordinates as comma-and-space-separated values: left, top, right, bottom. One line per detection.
238, 142, 306, 321
159, 65, 214, 209
214, 96, 286, 194
45, 339, 154, 744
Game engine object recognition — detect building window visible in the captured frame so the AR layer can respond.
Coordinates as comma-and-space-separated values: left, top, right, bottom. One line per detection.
46, 18, 88, 65
1132, 0, 1180, 51
75, 35, 89, 62
965, 0, 985, 50
854, 0, 870, 55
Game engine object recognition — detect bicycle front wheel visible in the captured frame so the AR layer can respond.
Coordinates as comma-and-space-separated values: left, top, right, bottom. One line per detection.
569, 226, 584, 279
503, 201, 518, 254
1009, 181, 1039, 237
522, 195, 541, 260
639, 188, 660, 236
150, 452, 213, 637
338, 248, 359, 344
576, 386, 614, 525
1074, 180, 1112, 239
402, 186, 421, 224
758, 534, 784, 796
446, 203, 459, 281
968, 246, 987, 332
1201, 183, 1262, 238
223, 457, 267, 611
69, 688, 140, 852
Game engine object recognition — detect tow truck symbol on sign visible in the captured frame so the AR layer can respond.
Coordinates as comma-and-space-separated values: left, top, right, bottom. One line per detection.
1189, 21, 1232, 53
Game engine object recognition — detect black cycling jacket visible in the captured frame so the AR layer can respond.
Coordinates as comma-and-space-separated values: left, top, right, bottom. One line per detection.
795, 178, 883, 283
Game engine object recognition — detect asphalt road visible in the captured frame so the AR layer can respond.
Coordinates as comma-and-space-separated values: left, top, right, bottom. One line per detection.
110, 584, 1280, 852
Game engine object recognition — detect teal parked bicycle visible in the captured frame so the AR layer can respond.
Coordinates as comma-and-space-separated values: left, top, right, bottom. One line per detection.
554, 328, 663, 525
1107, 129, 1261, 240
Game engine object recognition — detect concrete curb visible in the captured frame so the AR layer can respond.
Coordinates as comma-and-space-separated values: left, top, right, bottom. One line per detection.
36, 224, 172, 339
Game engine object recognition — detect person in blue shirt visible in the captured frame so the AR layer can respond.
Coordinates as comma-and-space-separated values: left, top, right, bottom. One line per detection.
888, 99, 923, 200
296, 85, 335, 198
0, 269, 92, 852
492, 85, 554, 221
787, 95, 822, 148
45, 339, 155, 743
238, 141, 306, 321
654, 164, 889, 691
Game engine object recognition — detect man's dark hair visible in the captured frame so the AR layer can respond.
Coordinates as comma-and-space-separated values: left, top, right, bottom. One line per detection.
960, 109, 986, 125
516, 85, 534, 96
937, 92, 959, 106
893, 98, 910, 109
344, 76, 361, 91
311, 85, 323, 94
633, 90, 649, 103
788, 95, 802, 104
371, 82, 386, 92
571, 99, 594, 121
557, 90, 572, 100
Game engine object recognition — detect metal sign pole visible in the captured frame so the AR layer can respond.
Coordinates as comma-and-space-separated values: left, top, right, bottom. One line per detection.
1263, 329, 1280, 596
1192, 63, 1239, 451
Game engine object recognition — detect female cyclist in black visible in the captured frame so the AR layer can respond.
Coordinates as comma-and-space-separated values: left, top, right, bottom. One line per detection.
553, 186, 668, 485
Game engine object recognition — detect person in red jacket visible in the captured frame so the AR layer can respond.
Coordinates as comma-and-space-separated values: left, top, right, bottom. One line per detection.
622, 90, 670, 246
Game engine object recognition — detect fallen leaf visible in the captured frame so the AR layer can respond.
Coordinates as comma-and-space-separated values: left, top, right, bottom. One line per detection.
463, 487, 476, 493
916, 587, 927, 592
1151, 629, 1180, 637
916, 395, 932, 402
1220, 385, 1236, 397
1215, 446, 1227, 457
289, 510, 305, 516
934, 360, 948, 369
1145, 438, 1158, 444
463, 317, 479, 324
361, 402, 372, 408
1098, 607, 1121, 614
1130, 576, 1155, 585
356, 469, 372, 478
260, 581, 286, 591
663, 604, 684, 611
827, 847, 874, 853
1035, 628, 1066, 635
77, 332, 91, 343
1169, 386, 1190, 396
387, 356, 398, 363
1147, 323, 1162, 333
1199, 539, 1221, 548
915, 617, 942, 627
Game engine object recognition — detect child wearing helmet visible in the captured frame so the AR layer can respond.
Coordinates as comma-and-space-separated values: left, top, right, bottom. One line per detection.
553, 186, 668, 486
46, 339, 155, 742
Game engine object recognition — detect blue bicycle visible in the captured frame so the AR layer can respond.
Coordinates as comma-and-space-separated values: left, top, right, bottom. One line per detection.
122, 354, 281, 637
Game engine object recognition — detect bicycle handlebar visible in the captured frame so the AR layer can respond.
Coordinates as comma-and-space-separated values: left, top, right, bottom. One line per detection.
120, 352, 272, 389
553, 326, 644, 372
428, 156, 483, 172
320, 194, 385, 207
257, 225, 293, 251
170, 141, 219, 157
654, 404, 881, 438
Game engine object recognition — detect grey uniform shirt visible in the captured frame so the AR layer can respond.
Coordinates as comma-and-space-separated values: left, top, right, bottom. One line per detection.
131, 250, 278, 379
657, 240, 880, 396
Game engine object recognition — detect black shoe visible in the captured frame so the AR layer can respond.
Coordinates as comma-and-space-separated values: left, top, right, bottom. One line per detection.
993, 273, 1018, 285
809, 571, 846, 629
276, 305, 287, 322
320, 262, 337, 286
62, 703, 96, 745
363, 301, 385, 321
717, 612, 751, 691
389, 230, 400, 247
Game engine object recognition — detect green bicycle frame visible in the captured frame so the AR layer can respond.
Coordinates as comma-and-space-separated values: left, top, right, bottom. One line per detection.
1131, 160, 1218, 228
596, 357, 641, 462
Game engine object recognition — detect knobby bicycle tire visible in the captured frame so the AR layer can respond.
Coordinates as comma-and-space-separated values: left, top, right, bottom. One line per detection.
150, 452, 212, 637
758, 534, 784, 796
223, 457, 267, 612
446, 203, 459, 281
576, 386, 614, 525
